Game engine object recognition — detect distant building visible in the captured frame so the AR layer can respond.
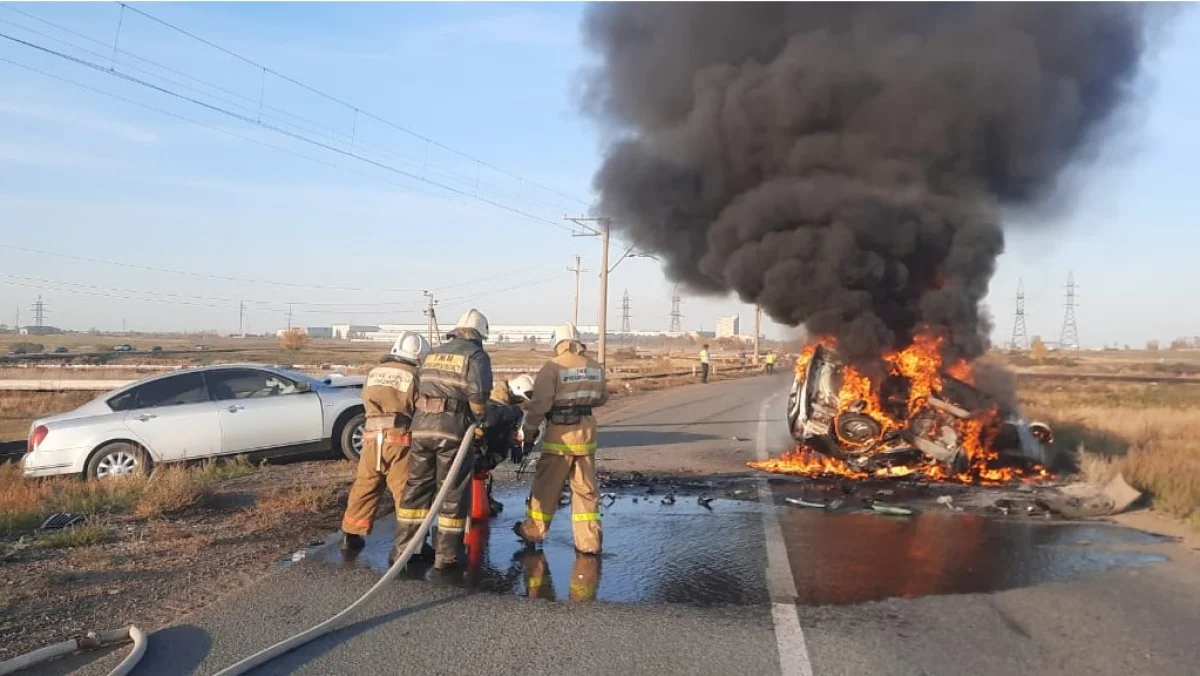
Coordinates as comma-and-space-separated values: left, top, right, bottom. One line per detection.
364, 323, 601, 345
276, 326, 333, 339
715, 315, 740, 339
331, 324, 379, 340
19, 325, 63, 336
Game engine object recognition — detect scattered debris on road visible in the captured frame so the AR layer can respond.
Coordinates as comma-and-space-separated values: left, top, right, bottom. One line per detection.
871, 502, 915, 516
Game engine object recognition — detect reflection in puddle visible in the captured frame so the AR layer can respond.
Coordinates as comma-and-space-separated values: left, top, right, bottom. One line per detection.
314, 485, 1169, 607
319, 487, 770, 605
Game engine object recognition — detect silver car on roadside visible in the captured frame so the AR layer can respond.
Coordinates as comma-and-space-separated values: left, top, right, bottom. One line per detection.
23, 364, 367, 480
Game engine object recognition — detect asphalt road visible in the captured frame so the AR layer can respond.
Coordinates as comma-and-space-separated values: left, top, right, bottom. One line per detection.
64, 373, 1200, 676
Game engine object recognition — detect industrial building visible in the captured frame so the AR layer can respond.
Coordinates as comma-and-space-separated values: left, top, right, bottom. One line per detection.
715, 315, 740, 339
364, 324, 600, 345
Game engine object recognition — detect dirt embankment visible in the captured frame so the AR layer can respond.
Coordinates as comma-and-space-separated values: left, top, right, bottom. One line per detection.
0, 460, 351, 660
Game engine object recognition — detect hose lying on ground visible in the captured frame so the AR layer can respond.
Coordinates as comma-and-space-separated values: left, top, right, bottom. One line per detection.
0, 626, 146, 676
213, 424, 478, 676
0, 425, 476, 676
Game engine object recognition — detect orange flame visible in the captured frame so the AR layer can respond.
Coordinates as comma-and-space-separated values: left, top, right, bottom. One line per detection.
753, 330, 1051, 485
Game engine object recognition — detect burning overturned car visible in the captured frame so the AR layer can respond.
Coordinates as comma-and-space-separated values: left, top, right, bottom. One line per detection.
757, 336, 1053, 484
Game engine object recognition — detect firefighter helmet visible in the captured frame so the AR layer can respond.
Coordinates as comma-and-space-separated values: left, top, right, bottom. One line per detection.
389, 331, 430, 363
508, 374, 535, 402
455, 308, 489, 341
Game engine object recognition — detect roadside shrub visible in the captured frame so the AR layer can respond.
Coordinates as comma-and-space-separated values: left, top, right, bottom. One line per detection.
279, 329, 310, 352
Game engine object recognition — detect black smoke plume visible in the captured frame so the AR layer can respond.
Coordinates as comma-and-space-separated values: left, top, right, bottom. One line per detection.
582, 3, 1152, 367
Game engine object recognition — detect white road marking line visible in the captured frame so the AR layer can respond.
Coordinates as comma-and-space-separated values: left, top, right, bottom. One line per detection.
758, 395, 815, 676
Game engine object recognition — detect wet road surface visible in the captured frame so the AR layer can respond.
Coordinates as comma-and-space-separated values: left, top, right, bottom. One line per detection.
62, 374, 1200, 676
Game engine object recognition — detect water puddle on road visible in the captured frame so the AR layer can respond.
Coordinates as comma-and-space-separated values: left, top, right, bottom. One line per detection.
318, 486, 770, 605
315, 485, 1169, 606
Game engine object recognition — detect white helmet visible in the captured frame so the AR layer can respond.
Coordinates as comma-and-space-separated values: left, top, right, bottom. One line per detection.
455, 308, 489, 341
552, 322, 580, 348
508, 374, 535, 402
389, 331, 430, 363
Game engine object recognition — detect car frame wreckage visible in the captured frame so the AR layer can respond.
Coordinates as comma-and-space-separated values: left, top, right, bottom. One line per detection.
786, 345, 1053, 476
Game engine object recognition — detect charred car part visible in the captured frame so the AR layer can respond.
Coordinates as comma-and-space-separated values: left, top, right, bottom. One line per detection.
786, 346, 1049, 473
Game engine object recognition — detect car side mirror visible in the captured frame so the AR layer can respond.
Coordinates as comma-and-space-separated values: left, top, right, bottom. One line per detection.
294, 381, 311, 393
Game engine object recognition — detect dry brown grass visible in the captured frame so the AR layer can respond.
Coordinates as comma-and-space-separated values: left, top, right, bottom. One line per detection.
255, 485, 339, 517
1020, 379, 1200, 524
0, 390, 97, 439
1, 457, 253, 534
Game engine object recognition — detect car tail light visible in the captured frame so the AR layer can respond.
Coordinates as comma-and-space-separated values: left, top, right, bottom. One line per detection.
28, 425, 48, 453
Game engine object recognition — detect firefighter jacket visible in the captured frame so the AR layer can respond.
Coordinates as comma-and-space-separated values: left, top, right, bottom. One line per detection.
483, 384, 524, 463
411, 332, 493, 444
522, 341, 608, 456
361, 359, 418, 433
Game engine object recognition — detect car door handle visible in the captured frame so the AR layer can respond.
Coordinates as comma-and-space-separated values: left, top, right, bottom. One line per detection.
132, 414, 157, 422
225, 405, 245, 413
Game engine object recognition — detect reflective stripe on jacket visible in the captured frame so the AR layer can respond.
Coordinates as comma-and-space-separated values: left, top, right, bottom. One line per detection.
523, 341, 607, 456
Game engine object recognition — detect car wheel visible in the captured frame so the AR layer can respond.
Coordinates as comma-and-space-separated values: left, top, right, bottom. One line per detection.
337, 412, 366, 461
87, 442, 151, 480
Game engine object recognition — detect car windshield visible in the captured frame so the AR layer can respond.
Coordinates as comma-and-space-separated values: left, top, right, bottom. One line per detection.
271, 368, 322, 387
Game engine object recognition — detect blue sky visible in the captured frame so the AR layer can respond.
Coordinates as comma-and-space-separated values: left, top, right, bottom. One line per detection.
0, 2, 1195, 346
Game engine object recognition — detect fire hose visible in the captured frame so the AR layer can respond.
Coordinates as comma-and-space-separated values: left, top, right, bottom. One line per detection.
0, 425, 477, 676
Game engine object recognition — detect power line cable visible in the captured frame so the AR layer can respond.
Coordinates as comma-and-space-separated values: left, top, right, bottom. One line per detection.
0, 30, 578, 233
0, 243, 427, 293
0, 53, 462, 207
117, 2, 590, 210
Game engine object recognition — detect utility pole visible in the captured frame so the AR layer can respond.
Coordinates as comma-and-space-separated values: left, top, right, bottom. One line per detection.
286, 303, 294, 331
620, 289, 631, 333
669, 287, 682, 334
238, 301, 245, 338
32, 295, 47, 327
1059, 272, 1080, 350
1010, 279, 1028, 351
423, 291, 440, 346
568, 255, 587, 326
754, 305, 762, 361
566, 216, 611, 366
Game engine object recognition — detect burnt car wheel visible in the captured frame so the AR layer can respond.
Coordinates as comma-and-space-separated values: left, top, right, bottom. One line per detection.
835, 412, 883, 447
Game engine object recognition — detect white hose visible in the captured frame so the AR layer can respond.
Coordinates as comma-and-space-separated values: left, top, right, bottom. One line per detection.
0, 425, 475, 676
212, 424, 478, 676
0, 625, 145, 676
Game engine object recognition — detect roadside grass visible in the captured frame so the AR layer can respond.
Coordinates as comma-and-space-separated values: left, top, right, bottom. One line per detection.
38, 520, 107, 549
255, 485, 339, 517
1020, 380, 1200, 524
0, 391, 96, 440
0, 456, 254, 535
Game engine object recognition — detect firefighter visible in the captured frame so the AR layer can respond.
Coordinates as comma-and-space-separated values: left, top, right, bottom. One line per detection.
479, 374, 535, 516
340, 331, 429, 552
514, 322, 608, 554
393, 309, 493, 570
699, 343, 711, 383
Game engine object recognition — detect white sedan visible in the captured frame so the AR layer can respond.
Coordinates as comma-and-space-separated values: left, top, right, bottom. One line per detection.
23, 365, 367, 480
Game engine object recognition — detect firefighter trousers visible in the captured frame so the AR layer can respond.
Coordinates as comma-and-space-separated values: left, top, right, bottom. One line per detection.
394, 435, 475, 565
341, 429, 411, 536
517, 452, 602, 554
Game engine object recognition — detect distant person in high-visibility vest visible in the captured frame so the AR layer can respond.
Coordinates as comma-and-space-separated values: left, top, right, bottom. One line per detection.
699, 344, 711, 383
765, 351, 777, 374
